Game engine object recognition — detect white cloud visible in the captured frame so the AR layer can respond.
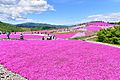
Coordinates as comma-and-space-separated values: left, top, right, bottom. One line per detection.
0, 0, 54, 21
84, 12, 120, 22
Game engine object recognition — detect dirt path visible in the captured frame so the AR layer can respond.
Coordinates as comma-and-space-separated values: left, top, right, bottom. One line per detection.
84, 35, 97, 41
86, 41, 120, 48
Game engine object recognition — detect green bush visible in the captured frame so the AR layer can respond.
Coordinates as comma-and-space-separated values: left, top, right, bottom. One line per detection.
97, 26, 120, 45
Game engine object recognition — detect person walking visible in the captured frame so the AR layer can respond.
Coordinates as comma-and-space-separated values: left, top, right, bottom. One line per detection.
20, 33, 24, 40
42, 36, 45, 40
37, 32, 39, 34
51, 35, 56, 40
0, 31, 2, 35
6, 32, 11, 39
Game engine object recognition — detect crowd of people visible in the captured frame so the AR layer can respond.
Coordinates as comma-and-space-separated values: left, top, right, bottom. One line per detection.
0, 31, 24, 40
0, 31, 56, 40
42, 34, 56, 40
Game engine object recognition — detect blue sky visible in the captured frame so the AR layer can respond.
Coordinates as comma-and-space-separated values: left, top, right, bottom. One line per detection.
0, 0, 120, 25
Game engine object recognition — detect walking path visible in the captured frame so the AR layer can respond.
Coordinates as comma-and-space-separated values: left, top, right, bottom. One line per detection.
80, 35, 120, 48
86, 41, 120, 48
21, 34, 48, 36
84, 35, 97, 41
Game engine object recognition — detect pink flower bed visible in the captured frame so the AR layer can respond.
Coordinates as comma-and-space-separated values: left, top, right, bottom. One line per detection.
86, 26, 102, 31
87, 21, 116, 27
86, 21, 117, 32
0, 34, 43, 39
0, 40, 120, 80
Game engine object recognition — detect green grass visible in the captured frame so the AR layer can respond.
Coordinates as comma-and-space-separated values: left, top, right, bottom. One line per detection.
70, 36, 90, 40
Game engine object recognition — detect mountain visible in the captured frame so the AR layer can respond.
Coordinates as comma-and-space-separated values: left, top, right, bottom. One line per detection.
0, 21, 26, 32
15, 22, 69, 28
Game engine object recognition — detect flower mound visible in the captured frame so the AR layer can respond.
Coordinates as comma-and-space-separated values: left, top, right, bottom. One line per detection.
0, 40, 120, 80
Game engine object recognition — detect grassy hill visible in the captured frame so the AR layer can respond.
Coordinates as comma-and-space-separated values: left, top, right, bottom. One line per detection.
0, 21, 26, 32
0, 21, 59, 32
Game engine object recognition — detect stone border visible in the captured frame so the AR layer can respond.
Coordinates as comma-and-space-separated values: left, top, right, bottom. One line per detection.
0, 65, 27, 80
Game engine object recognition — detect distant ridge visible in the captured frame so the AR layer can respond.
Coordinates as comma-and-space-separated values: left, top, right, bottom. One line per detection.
15, 22, 70, 28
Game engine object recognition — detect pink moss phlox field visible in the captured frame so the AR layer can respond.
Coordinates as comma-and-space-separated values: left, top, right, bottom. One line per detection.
87, 21, 116, 27
86, 21, 116, 31
0, 40, 120, 80
86, 26, 102, 31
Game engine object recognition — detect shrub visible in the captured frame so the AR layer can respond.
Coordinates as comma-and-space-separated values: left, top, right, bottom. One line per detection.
97, 26, 120, 45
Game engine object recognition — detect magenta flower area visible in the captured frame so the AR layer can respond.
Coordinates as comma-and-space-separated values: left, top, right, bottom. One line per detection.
86, 26, 102, 31
0, 40, 120, 80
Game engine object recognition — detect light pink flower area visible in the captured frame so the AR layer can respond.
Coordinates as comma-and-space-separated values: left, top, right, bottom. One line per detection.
86, 21, 116, 31
0, 40, 120, 80
71, 32, 86, 38
85, 31, 95, 36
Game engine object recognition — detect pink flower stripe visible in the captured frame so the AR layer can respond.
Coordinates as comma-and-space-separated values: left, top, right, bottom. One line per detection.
0, 34, 43, 39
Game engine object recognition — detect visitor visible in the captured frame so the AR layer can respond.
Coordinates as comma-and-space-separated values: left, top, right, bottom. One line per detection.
2, 32, 6, 34
6, 32, 11, 39
49, 36, 52, 40
20, 33, 24, 40
45, 32, 47, 34
42, 36, 45, 40
53, 35, 56, 40
0, 31, 2, 35
47, 35, 50, 40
